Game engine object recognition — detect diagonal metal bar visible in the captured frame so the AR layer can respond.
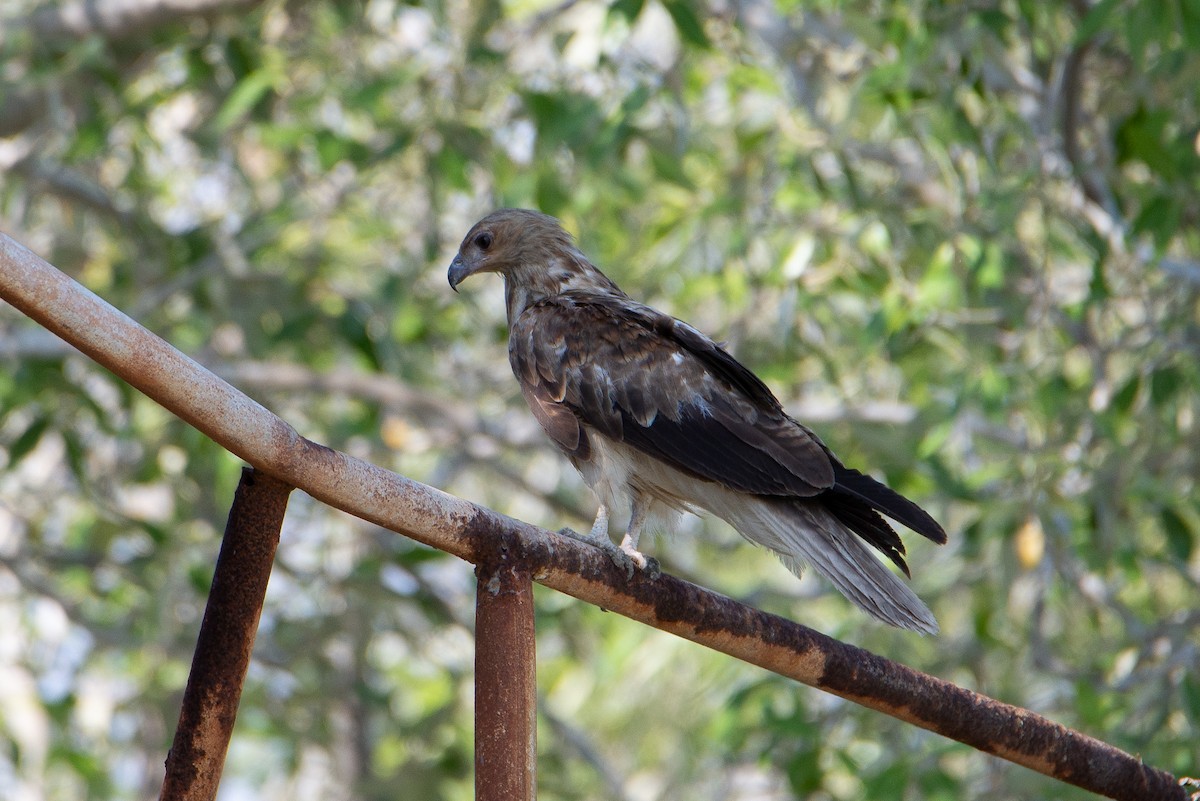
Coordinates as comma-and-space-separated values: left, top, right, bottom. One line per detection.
474, 558, 537, 801
0, 233, 1191, 801
160, 467, 291, 801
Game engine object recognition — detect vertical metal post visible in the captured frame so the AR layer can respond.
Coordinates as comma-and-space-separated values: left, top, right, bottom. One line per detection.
160, 468, 292, 801
474, 560, 537, 801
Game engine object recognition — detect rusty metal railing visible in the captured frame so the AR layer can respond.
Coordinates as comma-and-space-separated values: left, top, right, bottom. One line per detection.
161, 469, 291, 801
1, 232, 1193, 801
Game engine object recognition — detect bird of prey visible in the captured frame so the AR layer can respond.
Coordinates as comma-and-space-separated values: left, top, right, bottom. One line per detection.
448, 209, 947, 633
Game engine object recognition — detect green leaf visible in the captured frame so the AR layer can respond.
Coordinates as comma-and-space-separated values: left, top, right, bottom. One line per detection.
917, 419, 953, 459
976, 9, 1012, 37
916, 242, 963, 310
1133, 195, 1181, 249
1160, 506, 1195, 561
1089, 261, 1110, 301
1182, 0, 1200, 48
535, 171, 570, 215
662, 0, 710, 48
215, 70, 277, 131
433, 146, 472, 190
1183, 673, 1200, 719
1073, 0, 1122, 44
1111, 373, 1141, 414
1115, 105, 1174, 176
649, 147, 694, 188
863, 762, 910, 801
1150, 365, 1183, 402
610, 0, 645, 23
189, 562, 215, 595
223, 36, 260, 80
8, 416, 49, 464
784, 746, 823, 794
314, 131, 372, 170
524, 91, 603, 146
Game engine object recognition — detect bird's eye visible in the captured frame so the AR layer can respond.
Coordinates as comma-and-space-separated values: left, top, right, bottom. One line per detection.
474, 232, 493, 251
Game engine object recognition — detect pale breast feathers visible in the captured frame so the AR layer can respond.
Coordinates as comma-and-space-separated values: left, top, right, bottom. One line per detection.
508, 293, 835, 496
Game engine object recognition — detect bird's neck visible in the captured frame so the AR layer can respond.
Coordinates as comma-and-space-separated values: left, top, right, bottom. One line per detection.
503, 254, 626, 325
504, 279, 535, 327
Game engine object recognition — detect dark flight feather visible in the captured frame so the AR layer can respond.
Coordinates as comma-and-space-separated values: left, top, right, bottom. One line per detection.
830, 464, 948, 544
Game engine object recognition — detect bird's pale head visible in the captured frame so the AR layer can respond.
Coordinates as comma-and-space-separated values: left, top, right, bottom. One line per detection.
447, 209, 623, 307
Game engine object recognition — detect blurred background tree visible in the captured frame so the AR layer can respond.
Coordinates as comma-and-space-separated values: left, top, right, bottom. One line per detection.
1, 0, 1197, 798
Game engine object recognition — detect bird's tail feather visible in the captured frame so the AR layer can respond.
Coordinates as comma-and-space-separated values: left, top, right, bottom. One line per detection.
711, 496, 939, 634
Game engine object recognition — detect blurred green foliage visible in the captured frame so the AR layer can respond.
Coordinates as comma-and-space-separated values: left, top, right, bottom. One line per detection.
1, 0, 1198, 798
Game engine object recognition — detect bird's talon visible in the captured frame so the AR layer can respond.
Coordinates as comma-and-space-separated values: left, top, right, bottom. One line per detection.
620, 546, 659, 580
557, 526, 635, 578
615, 551, 635, 580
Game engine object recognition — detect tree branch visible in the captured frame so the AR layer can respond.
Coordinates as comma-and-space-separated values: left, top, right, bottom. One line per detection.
0, 232, 1192, 801
9, 157, 138, 227
1060, 37, 1111, 211
19, 0, 264, 42
0, 0, 269, 141
0, 89, 44, 138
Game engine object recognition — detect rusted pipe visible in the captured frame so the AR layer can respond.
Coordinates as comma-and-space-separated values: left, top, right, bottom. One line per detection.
159, 468, 292, 801
474, 556, 537, 801
461, 513, 1188, 801
1, 234, 1190, 801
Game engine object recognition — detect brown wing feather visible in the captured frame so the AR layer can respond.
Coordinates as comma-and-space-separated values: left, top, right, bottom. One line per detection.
509, 292, 834, 497
520, 382, 589, 458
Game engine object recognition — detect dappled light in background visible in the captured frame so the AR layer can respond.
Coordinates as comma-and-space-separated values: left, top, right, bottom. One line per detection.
1, 0, 1198, 798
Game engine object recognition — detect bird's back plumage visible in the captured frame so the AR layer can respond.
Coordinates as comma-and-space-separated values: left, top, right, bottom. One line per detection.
510, 293, 835, 495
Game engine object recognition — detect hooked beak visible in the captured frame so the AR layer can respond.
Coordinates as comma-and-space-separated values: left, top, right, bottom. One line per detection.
447, 255, 470, 292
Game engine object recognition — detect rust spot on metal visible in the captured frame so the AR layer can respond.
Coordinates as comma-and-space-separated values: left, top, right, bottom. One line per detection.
456, 506, 560, 575
814, 637, 1186, 801
161, 468, 292, 801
